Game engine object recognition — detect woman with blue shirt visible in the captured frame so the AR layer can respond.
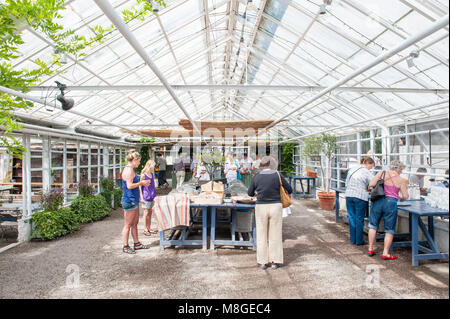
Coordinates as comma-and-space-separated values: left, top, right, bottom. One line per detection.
121, 150, 151, 254
344, 157, 375, 245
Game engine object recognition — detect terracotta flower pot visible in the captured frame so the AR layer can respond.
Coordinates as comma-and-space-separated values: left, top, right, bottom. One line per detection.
317, 192, 335, 211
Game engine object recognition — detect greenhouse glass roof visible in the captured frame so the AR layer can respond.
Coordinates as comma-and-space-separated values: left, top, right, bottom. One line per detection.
9, 0, 450, 140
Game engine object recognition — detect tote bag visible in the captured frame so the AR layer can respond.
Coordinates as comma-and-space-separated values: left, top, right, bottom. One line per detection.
370, 171, 386, 202
277, 172, 292, 208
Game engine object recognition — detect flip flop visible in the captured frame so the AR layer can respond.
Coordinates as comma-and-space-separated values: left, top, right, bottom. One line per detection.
134, 242, 151, 250
143, 230, 152, 236
368, 250, 376, 257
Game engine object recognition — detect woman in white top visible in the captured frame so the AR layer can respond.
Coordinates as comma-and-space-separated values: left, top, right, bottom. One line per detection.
224, 153, 239, 184
344, 157, 375, 245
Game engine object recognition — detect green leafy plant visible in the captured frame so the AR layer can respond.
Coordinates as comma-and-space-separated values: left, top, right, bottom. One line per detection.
137, 145, 150, 174
0, 0, 166, 157
140, 137, 156, 143
70, 194, 111, 223
281, 142, 298, 176
78, 182, 94, 197
39, 187, 64, 212
31, 207, 79, 240
100, 178, 115, 193
199, 149, 225, 181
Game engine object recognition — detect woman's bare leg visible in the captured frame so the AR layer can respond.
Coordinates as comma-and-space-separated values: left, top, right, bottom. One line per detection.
123, 210, 136, 246
143, 209, 150, 232
383, 233, 394, 256
130, 208, 139, 244
368, 229, 377, 252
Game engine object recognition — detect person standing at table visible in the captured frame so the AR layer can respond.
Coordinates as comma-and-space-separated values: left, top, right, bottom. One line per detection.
156, 153, 169, 188
121, 150, 151, 254
368, 160, 409, 260
240, 153, 253, 187
251, 154, 261, 177
344, 157, 375, 246
224, 153, 239, 184
139, 159, 157, 237
248, 156, 293, 270
409, 167, 427, 194
174, 152, 185, 189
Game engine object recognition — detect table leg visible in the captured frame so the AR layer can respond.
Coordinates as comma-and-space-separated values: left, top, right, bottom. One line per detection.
313, 179, 316, 198
335, 191, 340, 222
160, 230, 165, 251
231, 209, 236, 241
203, 207, 208, 250
300, 179, 305, 195
293, 179, 297, 198
210, 207, 215, 250
428, 216, 435, 240
411, 214, 419, 267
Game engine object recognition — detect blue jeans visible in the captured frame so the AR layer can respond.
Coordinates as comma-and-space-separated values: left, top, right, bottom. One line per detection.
346, 197, 368, 245
369, 197, 398, 234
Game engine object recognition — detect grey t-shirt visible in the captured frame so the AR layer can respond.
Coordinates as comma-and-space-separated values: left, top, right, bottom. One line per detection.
409, 174, 424, 188
158, 157, 167, 171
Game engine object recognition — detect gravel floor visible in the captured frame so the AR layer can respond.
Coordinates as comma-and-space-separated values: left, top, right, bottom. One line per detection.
0, 199, 448, 299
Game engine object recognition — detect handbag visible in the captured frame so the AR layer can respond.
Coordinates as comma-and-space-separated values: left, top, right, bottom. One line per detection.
370, 171, 386, 202
277, 172, 292, 208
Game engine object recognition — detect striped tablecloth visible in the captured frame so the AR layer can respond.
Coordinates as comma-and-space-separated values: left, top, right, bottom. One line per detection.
153, 194, 191, 231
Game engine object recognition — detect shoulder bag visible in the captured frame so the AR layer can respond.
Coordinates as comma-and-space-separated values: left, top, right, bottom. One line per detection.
370, 171, 386, 202
277, 172, 292, 208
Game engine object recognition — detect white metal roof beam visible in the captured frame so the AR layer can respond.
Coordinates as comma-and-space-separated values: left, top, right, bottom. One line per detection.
201, 0, 217, 109
93, 0, 200, 135
26, 85, 449, 93
282, 99, 449, 142
342, 0, 448, 67
246, 14, 449, 144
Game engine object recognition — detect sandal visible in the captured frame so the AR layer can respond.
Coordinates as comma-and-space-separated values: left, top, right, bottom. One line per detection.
134, 242, 151, 250
368, 250, 376, 257
143, 230, 152, 236
151, 230, 159, 234
381, 254, 397, 260
123, 245, 136, 254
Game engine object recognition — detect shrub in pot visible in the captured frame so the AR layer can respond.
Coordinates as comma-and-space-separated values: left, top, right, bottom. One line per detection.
302, 133, 340, 210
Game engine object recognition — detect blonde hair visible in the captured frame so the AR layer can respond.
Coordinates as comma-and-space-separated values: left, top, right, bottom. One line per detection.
141, 159, 155, 179
126, 149, 141, 162
390, 160, 405, 172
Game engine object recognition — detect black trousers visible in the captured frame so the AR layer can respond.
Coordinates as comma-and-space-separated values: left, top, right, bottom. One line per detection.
158, 170, 167, 186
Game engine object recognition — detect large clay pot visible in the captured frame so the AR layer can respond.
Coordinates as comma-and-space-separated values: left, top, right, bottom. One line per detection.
318, 192, 335, 211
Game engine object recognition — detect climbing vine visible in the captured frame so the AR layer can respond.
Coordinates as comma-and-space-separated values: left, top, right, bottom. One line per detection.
0, 0, 166, 157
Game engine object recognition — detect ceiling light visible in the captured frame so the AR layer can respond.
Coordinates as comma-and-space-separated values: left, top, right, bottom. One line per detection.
55, 81, 75, 111
409, 50, 420, 59
149, 0, 161, 13
406, 50, 420, 68
323, 0, 332, 5
319, 4, 327, 14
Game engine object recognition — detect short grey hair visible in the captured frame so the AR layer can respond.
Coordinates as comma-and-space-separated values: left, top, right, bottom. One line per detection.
390, 160, 405, 172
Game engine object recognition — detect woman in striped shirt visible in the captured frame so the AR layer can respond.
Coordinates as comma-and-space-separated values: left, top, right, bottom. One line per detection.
344, 157, 375, 246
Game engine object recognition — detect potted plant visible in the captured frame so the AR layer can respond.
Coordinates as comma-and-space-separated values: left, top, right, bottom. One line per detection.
302, 133, 340, 210
199, 149, 225, 181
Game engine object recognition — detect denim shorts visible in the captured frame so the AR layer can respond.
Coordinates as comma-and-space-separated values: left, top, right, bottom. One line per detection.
141, 201, 154, 209
122, 201, 139, 211
369, 196, 398, 234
